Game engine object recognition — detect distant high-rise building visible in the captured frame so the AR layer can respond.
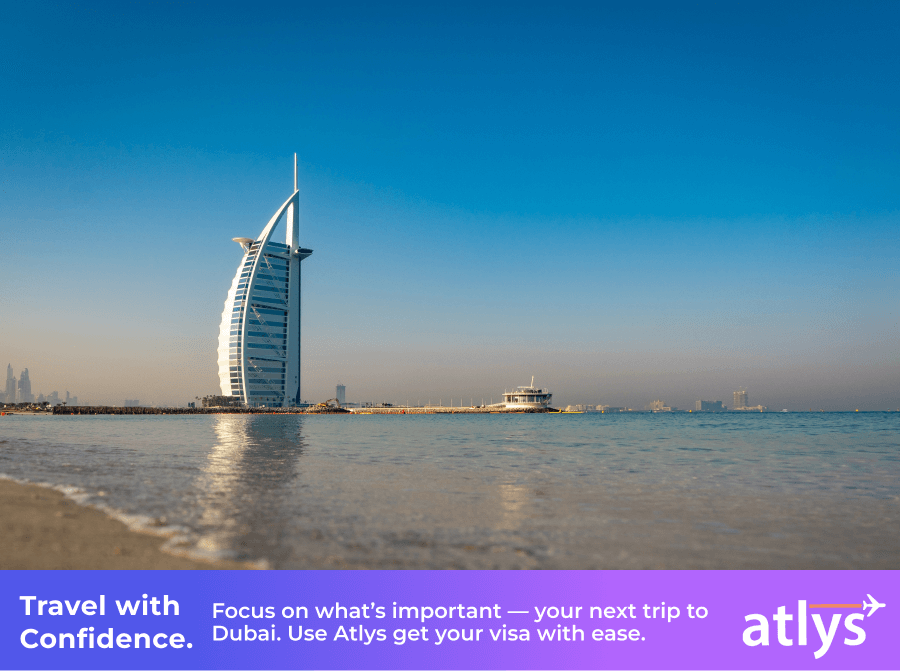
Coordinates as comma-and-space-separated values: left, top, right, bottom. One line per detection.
733, 390, 748, 410
46, 391, 61, 406
336, 383, 346, 406
124, 399, 140, 407
696, 400, 726, 412
17, 368, 33, 403
4, 364, 15, 403
216, 156, 313, 408
647, 399, 673, 412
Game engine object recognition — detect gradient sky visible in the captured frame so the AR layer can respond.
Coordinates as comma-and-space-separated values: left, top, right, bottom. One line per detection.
1, 1, 897, 409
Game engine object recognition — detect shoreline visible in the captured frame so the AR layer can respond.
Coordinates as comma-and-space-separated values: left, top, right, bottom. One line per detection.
3, 408, 895, 416
47, 406, 554, 415
0, 479, 254, 570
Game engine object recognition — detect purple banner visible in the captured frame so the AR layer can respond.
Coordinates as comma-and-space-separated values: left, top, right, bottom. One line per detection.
2, 571, 897, 669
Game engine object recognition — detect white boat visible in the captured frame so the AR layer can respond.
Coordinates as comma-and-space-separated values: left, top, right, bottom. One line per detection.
497, 377, 553, 410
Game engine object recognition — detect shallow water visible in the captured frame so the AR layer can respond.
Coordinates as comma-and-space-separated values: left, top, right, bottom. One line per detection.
0, 412, 897, 569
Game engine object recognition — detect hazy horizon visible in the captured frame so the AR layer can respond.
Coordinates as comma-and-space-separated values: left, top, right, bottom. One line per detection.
2, 2, 897, 411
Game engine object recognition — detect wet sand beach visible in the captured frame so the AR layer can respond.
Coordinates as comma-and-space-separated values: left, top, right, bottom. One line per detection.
0, 480, 251, 570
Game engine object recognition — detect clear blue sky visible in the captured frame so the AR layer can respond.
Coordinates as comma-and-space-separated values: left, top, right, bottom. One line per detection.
1, 1, 897, 409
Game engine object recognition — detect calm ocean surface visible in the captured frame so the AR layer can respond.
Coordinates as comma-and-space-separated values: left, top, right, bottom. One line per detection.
1, 412, 897, 569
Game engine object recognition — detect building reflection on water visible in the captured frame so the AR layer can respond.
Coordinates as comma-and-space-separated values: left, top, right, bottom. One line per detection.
188, 416, 549, 568
497, 483, 531, 530
192, 414, 306, 564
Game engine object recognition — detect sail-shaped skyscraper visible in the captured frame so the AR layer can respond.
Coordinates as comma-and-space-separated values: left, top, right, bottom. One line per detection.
216, 157, 313, 407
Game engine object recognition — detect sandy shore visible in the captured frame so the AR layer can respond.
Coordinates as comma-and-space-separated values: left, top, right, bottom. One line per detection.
0, 480, 252, 570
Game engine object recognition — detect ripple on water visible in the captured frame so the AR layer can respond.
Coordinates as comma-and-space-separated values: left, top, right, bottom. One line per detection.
0, 412, 897, 568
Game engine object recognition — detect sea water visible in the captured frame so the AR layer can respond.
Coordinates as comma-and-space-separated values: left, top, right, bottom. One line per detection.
1, 412, 897, 569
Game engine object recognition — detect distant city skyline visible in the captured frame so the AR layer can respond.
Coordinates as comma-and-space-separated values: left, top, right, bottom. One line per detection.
0, 360, 893, 412
3, 364, 77, 406
1, 3, 896, 410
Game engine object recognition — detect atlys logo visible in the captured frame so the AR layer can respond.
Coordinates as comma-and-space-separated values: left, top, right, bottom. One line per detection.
743, 595, 885, 659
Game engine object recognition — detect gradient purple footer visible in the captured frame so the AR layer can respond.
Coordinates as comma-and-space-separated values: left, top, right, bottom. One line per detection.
2, 570, 897, 670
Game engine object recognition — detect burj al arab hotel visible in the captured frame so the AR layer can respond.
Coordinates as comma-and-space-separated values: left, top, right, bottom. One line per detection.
216, 156, 313, 407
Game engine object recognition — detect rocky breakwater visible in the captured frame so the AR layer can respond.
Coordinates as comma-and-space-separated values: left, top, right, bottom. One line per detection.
52, 406, 307, 415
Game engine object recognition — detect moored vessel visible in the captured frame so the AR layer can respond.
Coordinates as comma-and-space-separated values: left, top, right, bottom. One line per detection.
495, 377, 552, 410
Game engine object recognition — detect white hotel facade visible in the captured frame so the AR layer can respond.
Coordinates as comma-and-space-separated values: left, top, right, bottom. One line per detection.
216, 159, 313, 407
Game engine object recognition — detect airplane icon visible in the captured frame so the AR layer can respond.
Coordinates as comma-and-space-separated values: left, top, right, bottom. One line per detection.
863, 594, 885, 617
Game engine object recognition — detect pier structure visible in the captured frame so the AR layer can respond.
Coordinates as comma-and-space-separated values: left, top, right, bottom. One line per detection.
347, 405, 551, 414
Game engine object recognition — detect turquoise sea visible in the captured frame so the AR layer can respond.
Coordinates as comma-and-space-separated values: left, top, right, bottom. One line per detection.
1, 412, 897, 569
